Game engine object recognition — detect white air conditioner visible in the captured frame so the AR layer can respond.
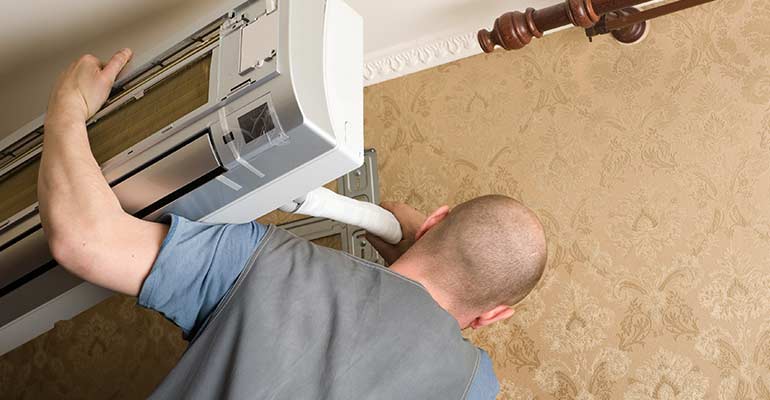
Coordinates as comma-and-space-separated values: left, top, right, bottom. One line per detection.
0, 0, 363, 355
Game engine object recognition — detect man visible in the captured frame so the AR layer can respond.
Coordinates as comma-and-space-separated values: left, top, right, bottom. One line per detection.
39, 49, 547, 399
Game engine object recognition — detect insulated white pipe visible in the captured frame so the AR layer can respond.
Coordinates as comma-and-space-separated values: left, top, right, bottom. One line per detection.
279, 187, 403, 244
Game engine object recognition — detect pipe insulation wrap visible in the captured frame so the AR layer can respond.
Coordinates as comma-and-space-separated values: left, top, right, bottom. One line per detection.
280, 187, 403, 244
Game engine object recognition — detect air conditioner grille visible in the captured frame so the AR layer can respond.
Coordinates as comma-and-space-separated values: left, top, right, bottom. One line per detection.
0, 54, 213, 224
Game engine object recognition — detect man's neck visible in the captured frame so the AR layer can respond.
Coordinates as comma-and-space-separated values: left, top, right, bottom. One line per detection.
389, 259, 465, 328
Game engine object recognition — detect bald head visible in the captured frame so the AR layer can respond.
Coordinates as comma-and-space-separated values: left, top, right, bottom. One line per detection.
410, 195, 547, 313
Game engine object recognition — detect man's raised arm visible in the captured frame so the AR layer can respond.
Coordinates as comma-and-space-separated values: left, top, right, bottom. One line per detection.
39, 49, 168, 296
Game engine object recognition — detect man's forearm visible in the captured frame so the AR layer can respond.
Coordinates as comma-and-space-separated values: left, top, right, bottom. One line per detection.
38, 113, 125, 261
38, 50, 134, 247
36, 50, 169, 296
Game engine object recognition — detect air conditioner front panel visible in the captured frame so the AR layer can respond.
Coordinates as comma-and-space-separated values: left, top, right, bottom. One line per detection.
111, 131, 222, 216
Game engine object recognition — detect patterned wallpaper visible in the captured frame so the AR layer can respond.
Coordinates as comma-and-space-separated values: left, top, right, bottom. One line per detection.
2, 0, 770, 398
0, 295, 186, 399
364, 1, 770, 398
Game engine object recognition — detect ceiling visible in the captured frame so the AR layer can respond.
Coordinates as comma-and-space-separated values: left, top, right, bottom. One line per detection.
0, 0, 560, 136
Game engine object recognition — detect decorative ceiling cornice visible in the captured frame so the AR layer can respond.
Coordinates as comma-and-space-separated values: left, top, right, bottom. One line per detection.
363, 32, 480, 86
361, 0, 663, 86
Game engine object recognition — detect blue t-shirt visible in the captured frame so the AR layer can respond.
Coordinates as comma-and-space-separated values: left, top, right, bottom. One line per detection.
138, 214, 499, 399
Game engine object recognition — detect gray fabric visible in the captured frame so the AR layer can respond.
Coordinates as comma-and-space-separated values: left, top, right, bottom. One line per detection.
149, 226, 480, 400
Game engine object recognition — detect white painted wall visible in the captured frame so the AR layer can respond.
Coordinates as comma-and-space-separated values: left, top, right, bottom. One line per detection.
0, 0, 234, 135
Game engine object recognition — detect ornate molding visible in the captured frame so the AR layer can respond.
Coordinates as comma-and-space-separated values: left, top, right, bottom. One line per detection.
363, 32, 481, 86
362, 25, 571, 86
362, 0, 664, 85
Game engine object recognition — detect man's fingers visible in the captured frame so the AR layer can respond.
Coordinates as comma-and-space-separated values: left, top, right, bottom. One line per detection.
379, 201, 403, 213
364, 232, 392, 253
365, 232, 384, 247
365, 233, 398, 264
101, 48, 133, 82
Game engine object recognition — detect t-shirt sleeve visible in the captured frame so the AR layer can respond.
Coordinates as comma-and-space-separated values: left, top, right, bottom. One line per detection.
466, 349, 500, 400
137, 214, 269, 339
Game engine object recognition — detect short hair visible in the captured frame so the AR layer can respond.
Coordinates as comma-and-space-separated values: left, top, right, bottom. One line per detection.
412, 195, 547, 312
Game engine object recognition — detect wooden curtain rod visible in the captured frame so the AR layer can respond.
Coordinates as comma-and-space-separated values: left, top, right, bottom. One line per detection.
606, 0, 715, 30
478, 0, 717, 52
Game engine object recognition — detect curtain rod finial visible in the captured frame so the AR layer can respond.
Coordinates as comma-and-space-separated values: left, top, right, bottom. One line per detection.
477, 9, 543, 53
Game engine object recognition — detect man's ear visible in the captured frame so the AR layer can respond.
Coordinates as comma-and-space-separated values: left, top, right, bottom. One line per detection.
468, 305, 514, 330
415, 205, 450, 240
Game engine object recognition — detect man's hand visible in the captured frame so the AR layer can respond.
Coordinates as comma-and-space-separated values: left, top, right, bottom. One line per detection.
47, 48, 132, 124
365, 202, 427, 265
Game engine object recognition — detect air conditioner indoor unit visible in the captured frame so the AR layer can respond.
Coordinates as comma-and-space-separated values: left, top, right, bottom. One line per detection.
0, 0, 363, 354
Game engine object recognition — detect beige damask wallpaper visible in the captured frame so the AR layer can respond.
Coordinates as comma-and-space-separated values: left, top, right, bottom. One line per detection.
2, 0, 770, 398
